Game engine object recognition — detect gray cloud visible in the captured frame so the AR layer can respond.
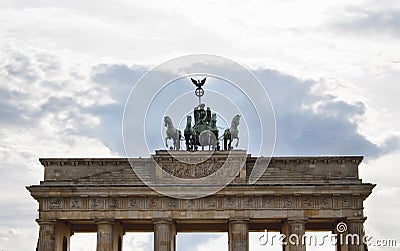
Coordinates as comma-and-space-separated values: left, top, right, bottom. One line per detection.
3, 51, 40, 82
256, 69, 399, 157
0, 87, 29, 125
331, 4, 400, 36
85, 64, 148, 154
90, 63, 147, 99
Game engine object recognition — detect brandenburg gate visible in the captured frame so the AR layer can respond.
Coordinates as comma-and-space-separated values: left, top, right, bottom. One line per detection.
28, 75, 374, 251
28, 151, 374, 251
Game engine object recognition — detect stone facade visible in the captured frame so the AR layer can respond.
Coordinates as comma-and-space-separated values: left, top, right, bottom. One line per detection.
28, 151, 374, 251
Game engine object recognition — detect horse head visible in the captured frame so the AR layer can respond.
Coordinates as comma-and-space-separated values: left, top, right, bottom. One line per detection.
186, 115, 192, 127
231, 114, 241, 127
211, 114, 217, 128
164, 116, 172, 127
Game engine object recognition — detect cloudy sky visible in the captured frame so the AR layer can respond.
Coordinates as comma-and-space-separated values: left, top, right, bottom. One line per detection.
0, 0, 400, 250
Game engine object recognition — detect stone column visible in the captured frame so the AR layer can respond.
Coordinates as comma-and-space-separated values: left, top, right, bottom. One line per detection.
346, 217, 367, 251
36, 219, 56, 251
334, 222, 348, 251
153, 218, 175, 251
282, 217, 307, 251
228, 219, 249, 251
113, 221, 125, 251
55, 221, 72, 251
96, 220, 114, 251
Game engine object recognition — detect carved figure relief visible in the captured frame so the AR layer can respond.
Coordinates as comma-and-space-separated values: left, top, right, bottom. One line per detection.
89, 198, 102, 209
302, 198, 313, 208
167, 198, 177, 209
244, 197, 253, 207
148, 197, 158, 209
321, 196, 332, 208
263, 197, 274, 208
342, 197, 351, 208
128, 198, 138, 208
162, 162, 222, 179
205, 197, 216, 208
109, 198, 118, 209
70, 198, 81, 209
283, 197, 294, 208
186, 199, 196, 209
50, 198, 62, 209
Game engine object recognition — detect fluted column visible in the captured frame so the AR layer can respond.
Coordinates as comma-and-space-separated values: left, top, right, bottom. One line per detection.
347, 217, 366, 251
96, 220, 114, 251
282, 217, 307, 251
334, 222, 348, 251
113, 221, 125, 251
228, 219, 249, 251
36, 219, 56, 251
153, 218, 175, 251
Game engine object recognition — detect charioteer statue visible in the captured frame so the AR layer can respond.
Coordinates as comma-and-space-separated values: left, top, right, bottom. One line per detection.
164, 77, 240, 151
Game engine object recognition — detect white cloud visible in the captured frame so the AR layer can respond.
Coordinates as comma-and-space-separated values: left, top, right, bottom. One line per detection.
70, 233, 96, 251
361, 151, 400, 249
123, 233, 153, 251
196, 234, 227, 251
0, 38, 115, 250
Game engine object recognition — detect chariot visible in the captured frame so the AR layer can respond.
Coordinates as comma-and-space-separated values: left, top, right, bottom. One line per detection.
164, 78, 240, 151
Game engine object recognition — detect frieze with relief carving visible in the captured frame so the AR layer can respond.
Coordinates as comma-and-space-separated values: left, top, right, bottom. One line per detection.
43, 195, 359, 211
161, 162, 223, 178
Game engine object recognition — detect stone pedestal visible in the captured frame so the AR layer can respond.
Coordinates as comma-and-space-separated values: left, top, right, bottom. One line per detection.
37, 219, 56, 251
282, 218, 307, 251
228, 219, 249, 251
347, 218, 366, 251
96, 220, 114, 251
154, 218, 175, 251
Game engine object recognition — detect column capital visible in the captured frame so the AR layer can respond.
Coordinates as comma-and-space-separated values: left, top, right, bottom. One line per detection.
346, 217, 367, 223
229, 218, 249, 224
36, 219, 56, 225
94, 219, 115, 224
153, 218, 174, 225
287, 217, 308, 223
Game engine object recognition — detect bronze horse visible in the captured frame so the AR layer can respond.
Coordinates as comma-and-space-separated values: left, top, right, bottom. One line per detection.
164, 116, 181, 150
223, 115, 240, 150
